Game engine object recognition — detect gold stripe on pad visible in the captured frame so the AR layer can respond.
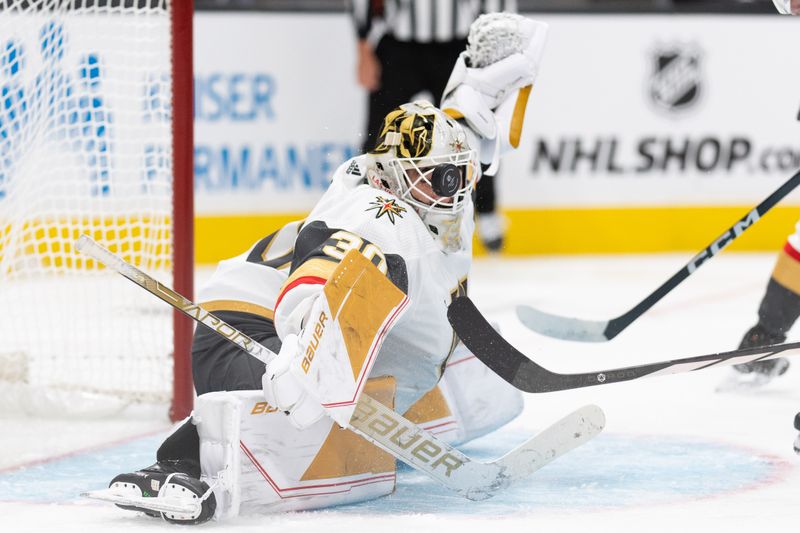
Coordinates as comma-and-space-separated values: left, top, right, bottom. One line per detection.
403, 386, 452, 424
509, 84, 532, 148
772, 249, 800, 295
301, 376, 396, 481
200, 300, 274, 321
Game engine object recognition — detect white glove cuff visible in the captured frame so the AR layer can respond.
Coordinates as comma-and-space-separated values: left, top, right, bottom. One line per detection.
442, 85, 497, 140
772, 0, 792, 13
464, 52, 534, 109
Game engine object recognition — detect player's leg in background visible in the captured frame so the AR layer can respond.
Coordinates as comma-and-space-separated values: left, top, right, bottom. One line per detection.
362, 35, 425, 152
731, 224, 800, 385
794, 412, 800, 454
474, 171, 505, 252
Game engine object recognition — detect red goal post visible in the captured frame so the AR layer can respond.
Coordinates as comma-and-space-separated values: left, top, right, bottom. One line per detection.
0, 1, 194, 421
171, 0, 195, 422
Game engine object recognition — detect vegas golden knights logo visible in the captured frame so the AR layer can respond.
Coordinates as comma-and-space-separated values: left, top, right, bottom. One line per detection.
372, 109, 435, 158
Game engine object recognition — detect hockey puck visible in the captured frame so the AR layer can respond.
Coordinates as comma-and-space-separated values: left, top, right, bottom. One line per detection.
430, 164, 461, 198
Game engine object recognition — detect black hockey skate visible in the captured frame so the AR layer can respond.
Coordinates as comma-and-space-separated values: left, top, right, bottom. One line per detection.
476, 213, 504, 253
794, 412, 800, 455
102, 460, 216, 525
733, 324, 789, 377
717, 324, 789, 392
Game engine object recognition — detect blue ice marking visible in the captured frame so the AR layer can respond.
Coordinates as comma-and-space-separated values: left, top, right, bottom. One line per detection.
0, 433, 167, 503
0, 430, 782, 512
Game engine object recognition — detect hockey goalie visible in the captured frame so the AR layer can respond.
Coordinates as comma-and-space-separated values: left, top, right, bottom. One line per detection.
87, 14, 552, 524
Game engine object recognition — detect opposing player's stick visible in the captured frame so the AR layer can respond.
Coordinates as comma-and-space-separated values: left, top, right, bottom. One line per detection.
450, 295, 800, 393
75, 235, 604, 501
517, 168, 800, 342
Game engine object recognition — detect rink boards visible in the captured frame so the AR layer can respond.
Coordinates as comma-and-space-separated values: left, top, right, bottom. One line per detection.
190, 13, 800, 263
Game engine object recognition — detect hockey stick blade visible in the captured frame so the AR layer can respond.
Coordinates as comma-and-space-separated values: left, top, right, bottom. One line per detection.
492, 404, 604, 484
516, 306, 611, 343
75, 235, 603, 500
450, 296, 800, 393
517, 168, 800, 342
355, 396, 605, 500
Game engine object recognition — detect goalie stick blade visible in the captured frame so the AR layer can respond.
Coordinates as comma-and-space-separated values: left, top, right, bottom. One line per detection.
494, 404, 605, 484
516, 305, 612, 342
353, 395, 604, 501
449, 296, 800, 393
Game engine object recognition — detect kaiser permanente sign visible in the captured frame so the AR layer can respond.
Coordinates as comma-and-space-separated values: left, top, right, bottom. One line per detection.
193, 13, 800, 262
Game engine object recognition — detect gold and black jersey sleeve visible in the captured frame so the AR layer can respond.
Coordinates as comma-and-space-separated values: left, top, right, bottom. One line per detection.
244, 220, 303, 270
280, 220, 408, 296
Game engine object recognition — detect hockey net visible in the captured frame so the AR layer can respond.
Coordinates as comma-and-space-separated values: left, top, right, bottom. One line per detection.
0, 1, 193, 419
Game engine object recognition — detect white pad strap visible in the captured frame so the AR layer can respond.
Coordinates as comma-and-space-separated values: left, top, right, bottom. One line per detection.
195, 392, 242, 520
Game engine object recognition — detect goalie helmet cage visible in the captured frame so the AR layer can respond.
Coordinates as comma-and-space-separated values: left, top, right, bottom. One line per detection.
0, 0, 194, 421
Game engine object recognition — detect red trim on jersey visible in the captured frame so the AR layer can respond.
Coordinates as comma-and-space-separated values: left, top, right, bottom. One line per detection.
274, 276, 327, 312
784, 241, 800, 263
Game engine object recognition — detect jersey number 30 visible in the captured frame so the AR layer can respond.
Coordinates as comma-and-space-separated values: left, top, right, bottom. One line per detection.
322, 230, 387, 274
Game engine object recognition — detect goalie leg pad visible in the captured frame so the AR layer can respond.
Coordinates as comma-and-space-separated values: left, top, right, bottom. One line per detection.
197, 378, 397, 517
403, 342, 524, 446
439, 343, 524, 444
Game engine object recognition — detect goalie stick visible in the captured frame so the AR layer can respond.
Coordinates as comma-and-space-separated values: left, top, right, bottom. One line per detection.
75, 235, 604, 502
449, 295, 800, 393
517, 168, 800, 342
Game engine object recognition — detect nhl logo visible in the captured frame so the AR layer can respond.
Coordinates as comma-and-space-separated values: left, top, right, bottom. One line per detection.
648, 43, 703, 115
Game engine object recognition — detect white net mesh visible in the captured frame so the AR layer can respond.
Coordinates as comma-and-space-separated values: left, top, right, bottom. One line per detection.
0, 0, 176, 415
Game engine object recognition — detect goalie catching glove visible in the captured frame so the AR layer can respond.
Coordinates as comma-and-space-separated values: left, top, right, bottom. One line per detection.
441, 13, 548, 174
263, 250, 409, 430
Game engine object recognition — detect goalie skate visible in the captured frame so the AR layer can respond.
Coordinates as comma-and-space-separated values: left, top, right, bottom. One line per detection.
82, 462, 217, 525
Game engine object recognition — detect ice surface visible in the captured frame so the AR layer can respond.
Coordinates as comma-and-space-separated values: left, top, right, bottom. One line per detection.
1, 254, 798, 532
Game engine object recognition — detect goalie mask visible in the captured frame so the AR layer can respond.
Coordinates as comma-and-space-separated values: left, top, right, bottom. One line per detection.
367, 101, 480, 253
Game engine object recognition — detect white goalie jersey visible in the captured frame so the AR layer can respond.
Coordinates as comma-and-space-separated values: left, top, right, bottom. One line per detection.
193, 155, 525, 518
199, 154, 474, 413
